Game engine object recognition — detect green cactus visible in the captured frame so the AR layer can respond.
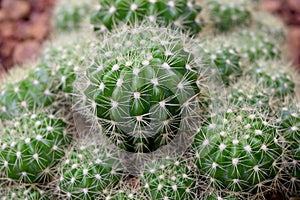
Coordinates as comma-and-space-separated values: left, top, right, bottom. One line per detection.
252, 12, 286, 43
233, 31, 280, 62
0, 112, 72, 183
0, 68, 56, 119
247, 60, 296, 99
227, 79, 272, 110
0, 185, 50, 200
74, 24, 207, 153
203, 0, 252, 32
90, 0, 202, 34
58, 142, 121, 200
54, 0, 97, 31
193, 106, 283, 197
198, 38, 242, 86
140, 157, 196, 200
277, 103, 300, 197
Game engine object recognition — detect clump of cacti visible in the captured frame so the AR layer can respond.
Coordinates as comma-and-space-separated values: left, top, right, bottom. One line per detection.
193, 106, 283, 198
1, 0, 300, 199
90, 0, 202, 34
73, 24, 208, 153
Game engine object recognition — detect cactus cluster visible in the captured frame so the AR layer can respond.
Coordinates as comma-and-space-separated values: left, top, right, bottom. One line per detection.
0, 0, 300, 199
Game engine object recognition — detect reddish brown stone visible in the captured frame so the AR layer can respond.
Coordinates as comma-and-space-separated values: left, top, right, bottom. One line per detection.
287, 0, 300, 12
13, 40, 40, 64
0, 39, 17, 57
260, 0, 282, 12
0, 21, 16, 38
1, 0, 31, 20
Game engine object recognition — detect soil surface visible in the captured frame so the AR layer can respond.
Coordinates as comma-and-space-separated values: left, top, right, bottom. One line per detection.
0, 0, 55, 73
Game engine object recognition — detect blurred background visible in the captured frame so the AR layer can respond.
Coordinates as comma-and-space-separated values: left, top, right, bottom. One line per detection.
0, 0, 299, 74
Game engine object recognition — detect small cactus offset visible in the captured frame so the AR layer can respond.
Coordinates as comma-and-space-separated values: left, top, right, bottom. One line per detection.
140, 157, 196, 199
198, 38, 242, 86
193, 106, 283, 198
0, 185, 50, 200
90, 0, 202, 34
277, 103, 300, 197
201, 0, 252, 32
54, 0, 97, 32
58, 141, 121, 200
0, 112, 72, 183
74, 24, 208, 153
247, 60, 297, 99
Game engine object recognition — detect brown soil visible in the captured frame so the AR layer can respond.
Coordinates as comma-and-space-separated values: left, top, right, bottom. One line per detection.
0, 0, 55, 73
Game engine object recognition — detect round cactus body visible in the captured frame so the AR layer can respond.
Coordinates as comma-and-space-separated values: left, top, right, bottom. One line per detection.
74, 25, 207, 153
247, 61, 296, 99
0, 112, 72, 183
0, 186, 49, 200
90, 0, 202, 34
277, 103, 300, 197
204, 0, 252, 32
0, 68, 55, 119
229, 31, 280, 62
54, 0, 97, 31
58, 143, 121, 200
193, 107, 282, 196
198, 39, 242, 86
141, 158, 196, 200
227, 80, 271, 110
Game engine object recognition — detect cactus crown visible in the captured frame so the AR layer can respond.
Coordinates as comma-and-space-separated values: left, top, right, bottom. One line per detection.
74, 24, 208, 153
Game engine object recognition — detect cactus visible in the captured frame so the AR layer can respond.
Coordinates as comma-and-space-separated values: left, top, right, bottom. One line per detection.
227, 31, 281, 62
140, 157, 196, 199
0, 68, 56, 119
90, 0, 202, 34
193, 106, 283, 198
277, 103, 300, 197
0, 112, 72, 183
202, 0, 252, 32
247, 60, 297, 99
74, 24, 207, 153
198, 37, 242, 86
227, 79, 272, 110
0, 185, 50, 200
58, 142, 121, 200
54, 0, 97, 32
252, 12, 286, 43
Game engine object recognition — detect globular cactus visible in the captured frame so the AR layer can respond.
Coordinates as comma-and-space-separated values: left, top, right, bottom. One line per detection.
58, 141, 121, 200
252, 12, 286, 44
140, 157, 196, 199
227, 79, 272, 110
193, 106, 283, 198
0, 68, 56, 119
201, 0, 252, 32
277, 103, 300, 197
0, 185, 49, 200
247, 60, 297, 99
228, 31, 281, 62
90, 0, 202, 34
198, 37, 242, 86
0, 112, 72, 183
74, 24, 208, 153
54, 0, 97, 32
